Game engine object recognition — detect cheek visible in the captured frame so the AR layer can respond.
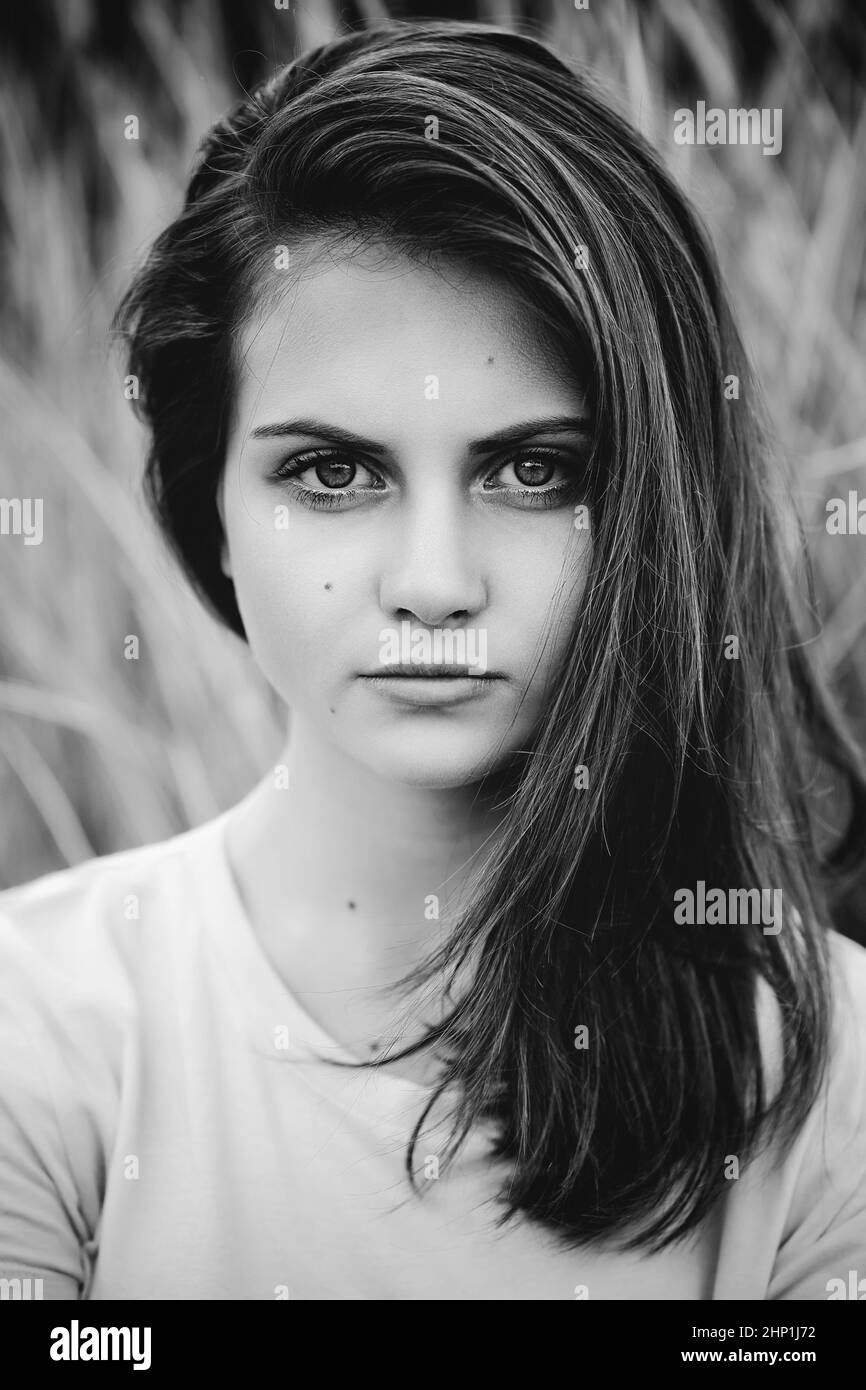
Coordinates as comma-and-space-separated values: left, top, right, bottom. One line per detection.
224, 514, 347, 697
506, 526, 591, 664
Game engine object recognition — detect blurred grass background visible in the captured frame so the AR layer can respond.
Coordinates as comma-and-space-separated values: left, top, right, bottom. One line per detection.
1, 0, 864, 939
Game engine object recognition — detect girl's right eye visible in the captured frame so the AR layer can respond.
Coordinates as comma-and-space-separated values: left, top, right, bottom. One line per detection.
271, 449, 387, 508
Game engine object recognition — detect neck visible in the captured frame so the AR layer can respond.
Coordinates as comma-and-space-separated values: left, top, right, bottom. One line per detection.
226, 713, 507, 966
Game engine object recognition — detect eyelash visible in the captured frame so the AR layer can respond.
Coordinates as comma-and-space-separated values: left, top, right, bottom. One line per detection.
271, 446, 586, 511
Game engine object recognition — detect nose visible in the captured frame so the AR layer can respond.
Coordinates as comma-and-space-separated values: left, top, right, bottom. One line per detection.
378, 486, 486, 626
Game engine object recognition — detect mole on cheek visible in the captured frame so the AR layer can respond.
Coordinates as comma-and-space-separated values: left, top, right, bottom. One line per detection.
324, 583, 333, 591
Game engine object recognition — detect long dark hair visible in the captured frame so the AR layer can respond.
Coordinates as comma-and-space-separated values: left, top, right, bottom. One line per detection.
112, 18, 866, 1252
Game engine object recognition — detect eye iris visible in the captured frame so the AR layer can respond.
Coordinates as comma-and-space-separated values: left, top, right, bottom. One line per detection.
514, 458, 554, 486
316, 458, 356, 488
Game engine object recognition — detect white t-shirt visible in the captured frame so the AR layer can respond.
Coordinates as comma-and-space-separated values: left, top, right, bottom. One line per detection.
0, 812, 864, 1301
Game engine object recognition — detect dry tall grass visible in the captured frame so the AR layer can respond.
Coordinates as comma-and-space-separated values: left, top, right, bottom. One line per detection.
1, 0, 864, 938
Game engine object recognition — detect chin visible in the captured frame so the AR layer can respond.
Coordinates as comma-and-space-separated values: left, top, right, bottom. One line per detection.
353, 730, 517, 790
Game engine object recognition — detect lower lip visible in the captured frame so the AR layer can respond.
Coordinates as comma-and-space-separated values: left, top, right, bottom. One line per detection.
362, 676, 498, 707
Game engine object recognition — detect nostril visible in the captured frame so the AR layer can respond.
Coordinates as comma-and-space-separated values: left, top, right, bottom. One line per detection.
394, 612, 473, 629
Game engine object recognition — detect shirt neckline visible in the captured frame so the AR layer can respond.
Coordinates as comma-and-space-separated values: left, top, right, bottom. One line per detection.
188, 808, 437, 1100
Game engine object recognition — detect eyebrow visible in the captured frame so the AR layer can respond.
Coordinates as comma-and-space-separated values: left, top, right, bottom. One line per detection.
247, 415, 591, 455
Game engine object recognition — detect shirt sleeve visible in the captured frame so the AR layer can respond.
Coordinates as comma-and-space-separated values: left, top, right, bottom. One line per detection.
0, 1005, 88, 1298
765, 933, 866, 1299
0, 901, 116, 1301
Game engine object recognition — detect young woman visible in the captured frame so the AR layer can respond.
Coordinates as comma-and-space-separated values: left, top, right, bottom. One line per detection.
1, 19, 864, 1301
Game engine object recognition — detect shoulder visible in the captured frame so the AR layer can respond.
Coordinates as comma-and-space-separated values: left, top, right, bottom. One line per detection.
818, 929, 866, 1164
0, 815, 230, 1294
0, 816, 227, 1043
763, 930, 866, 1299
0, 815, 225, 949
791, 928, 866, 1172
818, 930, 866, 1144
827, 926, 866, 1015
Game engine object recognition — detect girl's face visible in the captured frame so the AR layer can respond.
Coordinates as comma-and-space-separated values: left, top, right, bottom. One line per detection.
219, 242, 593, 789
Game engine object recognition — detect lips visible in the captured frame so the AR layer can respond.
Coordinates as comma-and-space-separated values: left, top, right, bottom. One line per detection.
366, 664, 498, 678
360, 668, 502, 708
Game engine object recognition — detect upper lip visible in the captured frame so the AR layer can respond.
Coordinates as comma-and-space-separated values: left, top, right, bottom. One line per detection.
364, 664, 499, 678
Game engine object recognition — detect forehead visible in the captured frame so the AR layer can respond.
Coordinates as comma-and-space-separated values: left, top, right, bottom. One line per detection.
228, 240, 583, 439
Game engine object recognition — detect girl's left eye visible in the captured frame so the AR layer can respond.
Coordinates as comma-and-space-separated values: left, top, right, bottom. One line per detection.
480, 449, 585, 507
484, 450, 569, 493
